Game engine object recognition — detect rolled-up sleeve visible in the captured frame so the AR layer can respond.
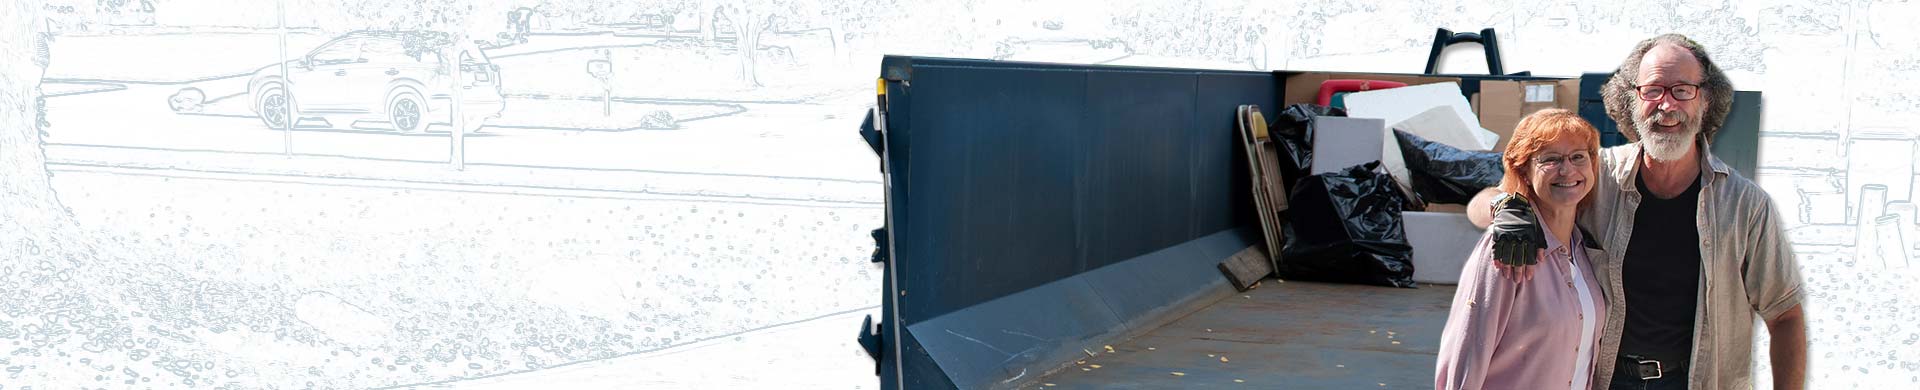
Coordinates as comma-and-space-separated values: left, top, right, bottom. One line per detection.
1744, 191, 1804, 321
1436, 234, 1519, 390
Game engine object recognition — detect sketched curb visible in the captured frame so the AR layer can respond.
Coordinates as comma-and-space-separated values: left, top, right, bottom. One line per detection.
45, 144, 882, 208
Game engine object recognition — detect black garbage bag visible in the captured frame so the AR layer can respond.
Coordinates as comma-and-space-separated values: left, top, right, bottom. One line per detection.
1280, 161, 1417, 288
1393, 129, 1506, 205
1269, 104, 1345, 187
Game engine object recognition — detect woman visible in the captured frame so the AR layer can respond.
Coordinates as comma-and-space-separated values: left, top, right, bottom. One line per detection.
1435, 109, 1607, 390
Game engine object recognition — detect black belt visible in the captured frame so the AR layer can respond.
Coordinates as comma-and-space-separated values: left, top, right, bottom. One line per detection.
1617, 354, 1688, 380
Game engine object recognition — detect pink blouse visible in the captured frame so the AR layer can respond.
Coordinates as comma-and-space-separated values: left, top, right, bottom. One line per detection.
1435, 229, 1608, 390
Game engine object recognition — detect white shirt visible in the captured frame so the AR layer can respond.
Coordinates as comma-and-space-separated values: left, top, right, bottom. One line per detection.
1568, 248, 1599, 390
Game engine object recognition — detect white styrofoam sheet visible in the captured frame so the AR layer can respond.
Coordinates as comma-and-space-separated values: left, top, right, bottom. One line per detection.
1405, 211, 1487, 284
1343, 82, 1500, 150
1393, 105, 1490, 151
1309, 116, 1387, 175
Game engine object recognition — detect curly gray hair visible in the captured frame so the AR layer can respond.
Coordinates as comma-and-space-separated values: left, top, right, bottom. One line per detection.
1601, 34, 1735, 143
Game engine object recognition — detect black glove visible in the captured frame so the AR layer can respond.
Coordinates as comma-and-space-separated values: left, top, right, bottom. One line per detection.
1488, 193, 1547, 268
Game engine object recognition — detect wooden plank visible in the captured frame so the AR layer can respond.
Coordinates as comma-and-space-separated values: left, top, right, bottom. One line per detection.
1216, 245, 1273, 292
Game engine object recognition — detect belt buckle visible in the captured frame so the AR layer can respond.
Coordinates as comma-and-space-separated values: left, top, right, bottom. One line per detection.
1635, 358, 1664, 380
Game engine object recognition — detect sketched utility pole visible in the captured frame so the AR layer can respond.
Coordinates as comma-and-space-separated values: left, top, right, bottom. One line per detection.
588, 50, 614, 116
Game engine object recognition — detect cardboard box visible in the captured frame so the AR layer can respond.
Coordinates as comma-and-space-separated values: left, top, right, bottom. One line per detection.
1404, 210, 1484, 284
1475, 79, 1581, 151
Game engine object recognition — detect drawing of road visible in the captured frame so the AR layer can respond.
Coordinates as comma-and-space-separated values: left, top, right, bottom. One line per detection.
41, 30, 865, 179
15, 2, 887, 387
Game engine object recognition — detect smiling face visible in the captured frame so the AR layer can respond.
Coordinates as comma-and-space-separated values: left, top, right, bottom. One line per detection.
1526, 138, 1595, 213
1499, 109, 1602, 213
1631, 43, 1707, 162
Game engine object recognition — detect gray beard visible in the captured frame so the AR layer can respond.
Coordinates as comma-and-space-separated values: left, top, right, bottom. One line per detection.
1634, 109, 1699, 162
1642, 127, 1695, 162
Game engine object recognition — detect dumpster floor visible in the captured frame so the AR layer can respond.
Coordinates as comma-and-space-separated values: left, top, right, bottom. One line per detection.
1032, 279, 1456, 389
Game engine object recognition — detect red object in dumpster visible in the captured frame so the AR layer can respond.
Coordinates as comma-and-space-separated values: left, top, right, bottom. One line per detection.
1316, 79, 1410, 106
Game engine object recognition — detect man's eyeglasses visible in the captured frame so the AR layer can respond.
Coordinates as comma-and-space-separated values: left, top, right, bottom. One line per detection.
1635, 83, 1700, 101
1533, 151, 1592, 171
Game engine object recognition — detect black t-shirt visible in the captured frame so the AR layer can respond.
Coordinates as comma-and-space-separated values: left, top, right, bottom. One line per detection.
1617, 172, 1704, 364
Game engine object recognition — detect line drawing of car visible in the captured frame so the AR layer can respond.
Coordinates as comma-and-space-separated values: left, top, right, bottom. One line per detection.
247, 30, 504, 134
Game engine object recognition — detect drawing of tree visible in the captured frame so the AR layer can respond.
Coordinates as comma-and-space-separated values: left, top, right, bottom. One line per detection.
289, 0, 511, 39
4, 2, 69, 241
97, 0, 156, 26
0, 1, 129, 385
1105, 0, 1272, 68
704, 0, 830, 87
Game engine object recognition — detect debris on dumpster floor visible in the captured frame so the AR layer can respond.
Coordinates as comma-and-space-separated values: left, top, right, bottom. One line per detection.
1218, 244, 1273, 292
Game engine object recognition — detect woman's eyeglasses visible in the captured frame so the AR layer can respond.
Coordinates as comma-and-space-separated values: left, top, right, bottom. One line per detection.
1533, 151, 1592, 171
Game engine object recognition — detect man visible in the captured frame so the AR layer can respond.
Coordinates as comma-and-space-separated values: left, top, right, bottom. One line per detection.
1467, 34, 1807, 389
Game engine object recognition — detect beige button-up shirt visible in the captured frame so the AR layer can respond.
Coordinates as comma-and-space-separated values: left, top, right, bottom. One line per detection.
1580, 141, 1805, 389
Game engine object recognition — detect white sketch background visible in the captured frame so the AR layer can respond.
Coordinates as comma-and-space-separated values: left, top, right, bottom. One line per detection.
0, 0, 1914, 388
